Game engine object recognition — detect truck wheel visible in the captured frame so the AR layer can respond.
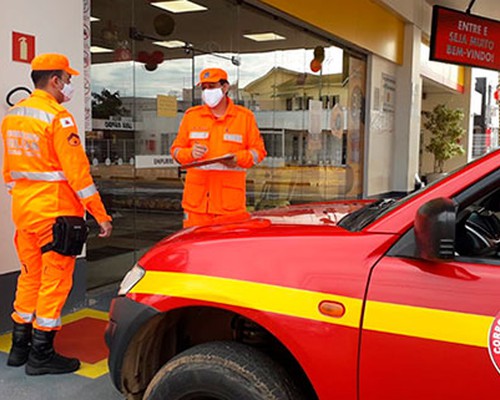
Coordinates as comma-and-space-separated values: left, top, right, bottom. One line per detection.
143, 341, 305, 400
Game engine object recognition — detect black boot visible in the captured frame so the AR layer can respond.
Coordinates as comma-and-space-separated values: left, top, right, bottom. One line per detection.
7, 322, 32, 367
25, 329, 80, 375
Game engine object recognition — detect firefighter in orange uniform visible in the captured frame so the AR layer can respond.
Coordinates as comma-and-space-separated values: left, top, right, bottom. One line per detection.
1, 53, 113, 375
171, 68, 267, 228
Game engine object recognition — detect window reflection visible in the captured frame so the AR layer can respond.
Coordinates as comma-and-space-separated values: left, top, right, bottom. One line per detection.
86, 0, 366, 288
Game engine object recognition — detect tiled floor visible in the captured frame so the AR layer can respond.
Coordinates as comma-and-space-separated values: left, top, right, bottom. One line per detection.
0, 357, 122, 400
0, 286, 124, 400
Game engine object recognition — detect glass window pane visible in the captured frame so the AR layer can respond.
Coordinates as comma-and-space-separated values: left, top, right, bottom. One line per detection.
87, 0, 366, 288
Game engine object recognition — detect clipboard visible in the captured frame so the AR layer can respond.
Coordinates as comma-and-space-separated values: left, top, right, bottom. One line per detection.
179, 154, 234, 169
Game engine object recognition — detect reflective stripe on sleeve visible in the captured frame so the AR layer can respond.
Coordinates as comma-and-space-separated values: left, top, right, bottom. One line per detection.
5, 182, 15, 191
195, 163, 245, 171
15, 311, 34, 323
250, 149, 259, 165
8, 107, 55, 124
10, 171, 67, 181
36, 316, 61, 329
173, 148, 181, 162
77, 184, 97, 199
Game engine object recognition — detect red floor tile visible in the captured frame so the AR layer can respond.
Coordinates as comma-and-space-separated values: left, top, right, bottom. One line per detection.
54, 317, 108, 364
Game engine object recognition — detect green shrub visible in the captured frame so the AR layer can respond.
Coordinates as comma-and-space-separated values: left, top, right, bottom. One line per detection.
423, 104, 465, 173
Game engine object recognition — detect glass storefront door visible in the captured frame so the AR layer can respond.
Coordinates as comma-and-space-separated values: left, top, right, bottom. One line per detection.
87, 0, 367, 289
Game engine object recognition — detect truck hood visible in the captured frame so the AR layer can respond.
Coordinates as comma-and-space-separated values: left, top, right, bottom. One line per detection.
252, 199, 373, 225
137, 202, 395, 295
148, 199, 375, 251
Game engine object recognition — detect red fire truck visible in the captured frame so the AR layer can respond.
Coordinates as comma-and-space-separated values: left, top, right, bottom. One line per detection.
106, 148, 500, 400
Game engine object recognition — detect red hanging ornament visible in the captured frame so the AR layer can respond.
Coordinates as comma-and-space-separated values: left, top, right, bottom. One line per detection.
310, 59, 322, 73
152, 50, 164, 64
310, 46, 325, 73
137, 51, 149, 64
114, 41, 132, 62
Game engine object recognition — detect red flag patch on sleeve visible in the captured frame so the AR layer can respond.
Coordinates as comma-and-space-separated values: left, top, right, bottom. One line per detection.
67, 133, 81, 146
60, 117, 74, 128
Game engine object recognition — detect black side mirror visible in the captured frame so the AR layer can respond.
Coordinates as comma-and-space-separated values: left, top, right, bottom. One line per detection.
415, 197, 456, 262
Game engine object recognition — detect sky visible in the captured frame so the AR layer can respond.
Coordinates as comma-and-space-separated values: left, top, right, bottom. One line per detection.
91, 46, 344, 99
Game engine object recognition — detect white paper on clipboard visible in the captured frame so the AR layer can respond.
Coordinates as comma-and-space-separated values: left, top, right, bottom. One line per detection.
179, 154, 234, 169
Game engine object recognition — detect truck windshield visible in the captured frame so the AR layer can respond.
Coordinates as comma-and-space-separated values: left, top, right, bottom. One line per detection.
338, 198, 398, 231
338, 150, 497, 231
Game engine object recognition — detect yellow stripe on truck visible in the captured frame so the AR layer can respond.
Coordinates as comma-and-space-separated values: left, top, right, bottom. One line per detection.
131, 271, 363, 327
131, 271, 493, 348
363, 300, 492, 348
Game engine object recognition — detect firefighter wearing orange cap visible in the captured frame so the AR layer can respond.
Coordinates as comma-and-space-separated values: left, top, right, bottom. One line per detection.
171, 68, 267, 228
1, 53, 113, 375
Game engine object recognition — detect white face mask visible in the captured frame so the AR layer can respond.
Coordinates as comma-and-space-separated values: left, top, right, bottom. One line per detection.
60, 82, 75, 103
202, 88, 224, 108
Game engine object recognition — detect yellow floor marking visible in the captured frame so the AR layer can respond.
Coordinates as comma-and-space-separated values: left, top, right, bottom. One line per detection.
75, 358, 109, 379
0, 332, 12, 353
61, 308, 109, 324
0, 308, 110, 379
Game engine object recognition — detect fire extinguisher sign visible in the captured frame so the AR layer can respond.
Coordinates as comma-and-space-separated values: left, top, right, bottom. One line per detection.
12, 31, 35, 63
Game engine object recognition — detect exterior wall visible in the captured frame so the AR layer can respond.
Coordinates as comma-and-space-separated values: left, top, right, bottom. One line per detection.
260, 0, 405, 64
0, 0, 85, 275
0, 1, 86, 329
377, 1, 481, 189
377, 0, 432, 33
365, 55, 397, 196
393, 23, 423, 192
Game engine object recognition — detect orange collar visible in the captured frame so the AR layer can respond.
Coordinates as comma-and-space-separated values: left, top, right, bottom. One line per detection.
32, 88, 59, 104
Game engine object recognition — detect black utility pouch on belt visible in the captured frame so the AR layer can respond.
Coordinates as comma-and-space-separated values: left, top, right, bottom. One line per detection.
41, 216, 89, 256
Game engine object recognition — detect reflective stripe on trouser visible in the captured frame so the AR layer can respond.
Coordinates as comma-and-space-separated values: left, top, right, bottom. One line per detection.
12, 222, 76, 331
183, 211, 219, 228
183, 210, 251, 228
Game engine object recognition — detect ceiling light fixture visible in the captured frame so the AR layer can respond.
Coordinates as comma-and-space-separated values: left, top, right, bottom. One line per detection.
90, 45, 113, 53
243, 32, 286, 42
151, 1, 207, 14
90, 16, 100, 22
153, 40, 186, 48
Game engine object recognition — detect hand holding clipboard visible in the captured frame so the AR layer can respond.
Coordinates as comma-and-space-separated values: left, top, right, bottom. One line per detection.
179, 154, 236, 169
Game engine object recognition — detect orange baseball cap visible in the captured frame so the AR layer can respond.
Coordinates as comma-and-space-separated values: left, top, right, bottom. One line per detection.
197, 68, 228, 85
31, 53, 80, 76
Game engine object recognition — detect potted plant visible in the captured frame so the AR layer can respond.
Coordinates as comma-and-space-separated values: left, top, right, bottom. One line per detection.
423, 104, 465, 181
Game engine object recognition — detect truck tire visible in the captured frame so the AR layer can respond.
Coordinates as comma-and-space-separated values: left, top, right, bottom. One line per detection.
143, 341, 305, 400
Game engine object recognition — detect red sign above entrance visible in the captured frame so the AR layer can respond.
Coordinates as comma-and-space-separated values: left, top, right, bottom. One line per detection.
430, 6, 500, 71
12, 31, 35, 64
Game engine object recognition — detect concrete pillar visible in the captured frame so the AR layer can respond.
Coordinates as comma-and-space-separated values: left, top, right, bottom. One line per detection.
392, 23, 423, 192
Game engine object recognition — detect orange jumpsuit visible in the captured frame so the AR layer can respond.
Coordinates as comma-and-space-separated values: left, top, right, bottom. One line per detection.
171, 98, 266, 228
1, 89, 111, 331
